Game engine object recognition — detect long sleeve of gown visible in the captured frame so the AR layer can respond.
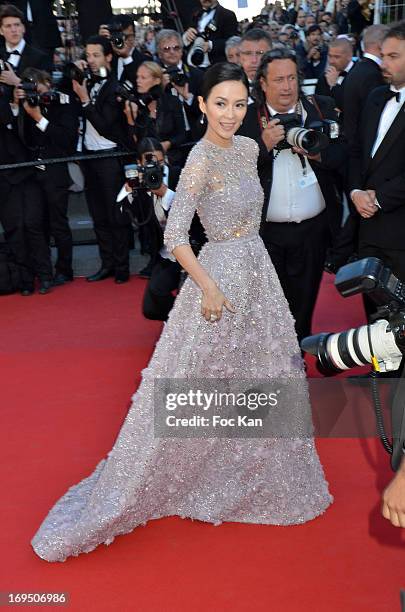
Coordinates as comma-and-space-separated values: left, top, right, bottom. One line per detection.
164, 145, 207, 253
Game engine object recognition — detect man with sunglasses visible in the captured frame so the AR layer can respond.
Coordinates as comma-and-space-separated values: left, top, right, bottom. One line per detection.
156, 28, 204, 146
239, 48, 347, 342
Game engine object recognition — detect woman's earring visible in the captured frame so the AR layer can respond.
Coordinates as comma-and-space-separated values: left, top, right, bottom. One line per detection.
200, 113, 205, 125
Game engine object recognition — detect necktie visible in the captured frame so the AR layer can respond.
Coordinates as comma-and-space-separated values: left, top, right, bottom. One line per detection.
385, 89, 400, 103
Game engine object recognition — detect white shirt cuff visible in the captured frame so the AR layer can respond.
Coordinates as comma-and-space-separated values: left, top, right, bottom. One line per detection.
160, 188, 175, 211
36, 117, 49, 132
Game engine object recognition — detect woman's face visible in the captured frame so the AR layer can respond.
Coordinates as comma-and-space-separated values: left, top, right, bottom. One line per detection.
199, 80, 248, 147
137, 65, 161, 93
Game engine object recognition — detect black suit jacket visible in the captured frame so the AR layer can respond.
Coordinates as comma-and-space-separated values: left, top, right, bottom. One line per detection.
19, 100, 79, 186
238, 96, 347, 236
343, 57, 384, 146
315, 67, 355, 114
0, 41, 52, 76
160, 61, 204, 139
0, 0, 62, 49
111, 48, 149, 84
348, 86, 405, 249
82, 75, 132, 150
188, 3, 238, 64
0, 97, 32, 185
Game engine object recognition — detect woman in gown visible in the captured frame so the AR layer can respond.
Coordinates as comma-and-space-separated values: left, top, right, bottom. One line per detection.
31, 63, 332, 563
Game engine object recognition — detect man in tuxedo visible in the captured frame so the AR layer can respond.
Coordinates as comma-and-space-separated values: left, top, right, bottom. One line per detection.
156, 28, 204, 143
72, 35, 132, 284
315, 37, 355, 114
238, 29, 272, 103
0, 3, 51, 91
0, 94, 36, 294
99, 15, 148, 84
182, 0, 238, 69
239, 48, 347, 342
344, 25, 387, 146
15, 67, 79, 288
349, 21, 405, 283
0, 0, 61, 60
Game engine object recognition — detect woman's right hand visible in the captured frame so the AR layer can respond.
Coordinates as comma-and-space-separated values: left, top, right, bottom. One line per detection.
201, 281, 236, 322
123, 100, 138, 125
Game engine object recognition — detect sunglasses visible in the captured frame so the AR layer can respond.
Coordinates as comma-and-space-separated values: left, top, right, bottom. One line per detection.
161, 45, 181, 52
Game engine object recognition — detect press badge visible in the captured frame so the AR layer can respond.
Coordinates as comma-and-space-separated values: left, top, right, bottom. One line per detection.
299, 171, 317, 189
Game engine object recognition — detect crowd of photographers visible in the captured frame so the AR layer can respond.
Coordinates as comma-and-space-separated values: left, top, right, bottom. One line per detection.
0, 0, 403, 332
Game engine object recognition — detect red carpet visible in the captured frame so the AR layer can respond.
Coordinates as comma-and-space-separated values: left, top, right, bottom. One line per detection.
1, 274, 404, 611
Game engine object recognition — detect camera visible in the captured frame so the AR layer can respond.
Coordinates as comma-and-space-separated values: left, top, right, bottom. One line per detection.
187, 22, 217, 67
65, 62, 107, 85
165, 66, 187, 88
19, 79, 69, 108
301, 257, 405, 375
107, 23, 126, 49
273, 112, 338, 155
65, 62, 91, 85
116, 80, 161, 111
124, 154, 164, 191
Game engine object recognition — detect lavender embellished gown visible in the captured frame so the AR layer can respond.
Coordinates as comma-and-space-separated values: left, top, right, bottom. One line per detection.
31, 136, 332, 562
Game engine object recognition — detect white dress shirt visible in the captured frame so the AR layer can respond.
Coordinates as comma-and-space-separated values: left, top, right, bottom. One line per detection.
5, 39, 26, 69
117, 50, 135, 81
116, 165, 176, 260
371, 85, 405, 158
83, 81, 116, 151
363, 52, 382, 67
266, 103, 326, 223
336, 60, 354, 85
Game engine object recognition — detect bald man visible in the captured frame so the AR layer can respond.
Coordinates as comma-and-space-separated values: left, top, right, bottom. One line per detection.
315, 37, 355, 113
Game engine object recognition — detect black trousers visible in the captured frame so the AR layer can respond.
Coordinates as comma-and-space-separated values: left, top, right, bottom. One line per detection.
142, 255, 182, 321
31, 171, 73, 277
260, 210, 330, 343
83, 154, 131, 275
0, 179, 53, 288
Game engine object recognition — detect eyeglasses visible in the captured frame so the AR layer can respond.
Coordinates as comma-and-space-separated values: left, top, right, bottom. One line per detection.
240, 50, 267, 57
161, 45, 181, 52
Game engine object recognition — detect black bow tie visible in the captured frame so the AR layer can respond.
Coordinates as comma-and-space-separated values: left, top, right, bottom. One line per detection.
7, 50, 20, 58
385, 89, 401, 103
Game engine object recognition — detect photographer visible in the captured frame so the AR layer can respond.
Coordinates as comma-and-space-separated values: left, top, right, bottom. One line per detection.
239, 48, 347, 342
72, 35, 132, 284
295, 25, 328, 80
156, 29, 204, 146
0, 93, 39, 294
12, 68, 78, 288
99, 15, 148, 84
182, 0, 238, 69
123, 61, 186, 167
118, 137, 205, 320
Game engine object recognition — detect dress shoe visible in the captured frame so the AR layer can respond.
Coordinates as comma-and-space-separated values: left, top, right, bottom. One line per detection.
115, 273, 129, 284
53, 273, 74, 286
86, 268, 114, 282
20, 287, 34, 296
39, 280, 52, 295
